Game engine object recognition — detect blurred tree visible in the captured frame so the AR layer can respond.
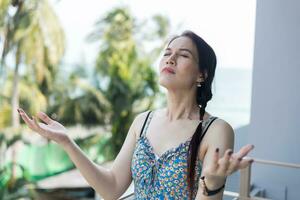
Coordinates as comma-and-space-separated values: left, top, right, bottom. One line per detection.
48, 64, 111, 126
0, 131, 37, 200
88, 7, 170, 156
0, 0, 65, 128
0, 72, 47, 129
0, 0, 65, 192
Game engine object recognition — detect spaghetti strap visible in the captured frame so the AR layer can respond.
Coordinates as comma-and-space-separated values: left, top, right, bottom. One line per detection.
200, 116, 218, 141
139, 110, 152, 137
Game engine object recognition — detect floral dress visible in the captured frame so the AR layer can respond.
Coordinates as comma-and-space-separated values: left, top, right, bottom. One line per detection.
131, 110, 218, 199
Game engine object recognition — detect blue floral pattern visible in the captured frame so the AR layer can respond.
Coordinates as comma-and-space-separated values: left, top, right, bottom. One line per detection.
131, 111, 218, 199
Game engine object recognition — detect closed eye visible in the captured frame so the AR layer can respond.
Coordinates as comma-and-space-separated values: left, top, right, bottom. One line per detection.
163, 53, 189, 57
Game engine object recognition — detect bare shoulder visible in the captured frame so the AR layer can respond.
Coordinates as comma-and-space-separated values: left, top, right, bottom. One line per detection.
132, 110, 152, 140
206, 118, 235, 149
211, 118, 234, 135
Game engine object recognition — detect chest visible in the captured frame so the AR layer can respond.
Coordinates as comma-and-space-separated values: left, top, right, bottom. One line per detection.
142, 118, 208, 161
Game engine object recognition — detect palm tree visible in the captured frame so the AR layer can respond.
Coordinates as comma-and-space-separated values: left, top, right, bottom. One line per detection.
1, 0, 65, 128
0, 0, 65, 188
88, 7, 170, 156
48, 64, 111, 126
0, 72, 47, 129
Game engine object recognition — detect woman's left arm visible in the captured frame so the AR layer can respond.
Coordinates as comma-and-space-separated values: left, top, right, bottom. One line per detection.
195, 119, 254, 200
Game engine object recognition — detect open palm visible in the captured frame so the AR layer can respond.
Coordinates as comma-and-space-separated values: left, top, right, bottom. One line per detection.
18, 108, 69, 145
201, 144, 254, 186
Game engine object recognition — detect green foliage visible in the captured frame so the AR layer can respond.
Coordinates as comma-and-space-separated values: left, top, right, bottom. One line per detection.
0, 0, 10, 29
0, 129, 110, 198
2, 0, 65, 85
0, 1, 65, 198
89, 6, 170, 156
0, 131, 37, 200
0, 101, 11, 128
0, 72, 48, 129
47, 65, 111, 126
0, 0, 65, 128
0, 162, 37, 200
75, 133, 113, 162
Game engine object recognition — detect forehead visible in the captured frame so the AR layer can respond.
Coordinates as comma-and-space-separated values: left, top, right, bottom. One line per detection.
167, 36, 197, 53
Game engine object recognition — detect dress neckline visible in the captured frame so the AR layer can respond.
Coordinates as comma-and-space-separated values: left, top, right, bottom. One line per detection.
144, 134, 192, 160
141, 112, 216, 161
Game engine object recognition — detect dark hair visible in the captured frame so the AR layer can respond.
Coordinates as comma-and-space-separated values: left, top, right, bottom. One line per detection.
167, 30, 217, 199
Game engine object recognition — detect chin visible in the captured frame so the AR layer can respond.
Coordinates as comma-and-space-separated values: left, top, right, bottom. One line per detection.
158, 77, 174, 90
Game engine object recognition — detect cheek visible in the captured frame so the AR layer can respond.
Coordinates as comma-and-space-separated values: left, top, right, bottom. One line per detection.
177, 63, 199, 83
179, 62, 198, 76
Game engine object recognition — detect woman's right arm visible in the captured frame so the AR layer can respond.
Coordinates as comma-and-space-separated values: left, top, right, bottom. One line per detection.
18, 108, 147, 200
61, 136, 116, 199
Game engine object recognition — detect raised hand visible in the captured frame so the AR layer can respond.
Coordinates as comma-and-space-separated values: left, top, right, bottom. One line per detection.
201, 144, 255, 187
17, 108, 70, 145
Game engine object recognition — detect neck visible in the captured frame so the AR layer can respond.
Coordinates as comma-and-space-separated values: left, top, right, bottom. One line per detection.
165, 89, 201, 121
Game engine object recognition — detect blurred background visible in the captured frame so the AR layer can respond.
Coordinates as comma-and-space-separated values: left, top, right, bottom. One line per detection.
0, 0, 299, 200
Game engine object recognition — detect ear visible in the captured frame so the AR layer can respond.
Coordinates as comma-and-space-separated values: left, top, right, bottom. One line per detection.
197, 71, 208, 82
196, 77, 204, 83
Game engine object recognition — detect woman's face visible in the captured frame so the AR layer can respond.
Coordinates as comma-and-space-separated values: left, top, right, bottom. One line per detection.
158, 36, 202, 91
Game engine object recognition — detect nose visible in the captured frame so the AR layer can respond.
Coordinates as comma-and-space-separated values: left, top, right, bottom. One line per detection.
166, 55, 176, 65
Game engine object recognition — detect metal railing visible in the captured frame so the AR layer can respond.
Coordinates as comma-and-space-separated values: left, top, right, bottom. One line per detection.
225, 157, 300, 200
118, 157, 300, 200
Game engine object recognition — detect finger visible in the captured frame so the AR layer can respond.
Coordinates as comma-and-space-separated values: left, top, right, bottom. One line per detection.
211, 147, 220, 171
18, 108, 35, 129
226, 156, 240, 175
37, 112, 53, 125
223, 149, 233, 162
32, 116, 47, 136
218, 149, 233, 173
234, 144, 254, 160
238, 158, 254, 169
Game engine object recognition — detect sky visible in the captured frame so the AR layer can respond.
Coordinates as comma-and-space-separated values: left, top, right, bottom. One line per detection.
51, 0, 257, 70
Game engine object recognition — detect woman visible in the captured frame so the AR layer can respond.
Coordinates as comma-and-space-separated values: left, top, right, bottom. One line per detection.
18, 30, 254, 200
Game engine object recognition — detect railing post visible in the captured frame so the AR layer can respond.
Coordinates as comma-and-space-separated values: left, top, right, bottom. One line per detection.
239, 163, 251, 199
95, 193, 101, 200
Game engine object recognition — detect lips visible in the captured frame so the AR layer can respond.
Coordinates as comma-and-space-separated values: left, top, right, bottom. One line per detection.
162, 67, 175, 74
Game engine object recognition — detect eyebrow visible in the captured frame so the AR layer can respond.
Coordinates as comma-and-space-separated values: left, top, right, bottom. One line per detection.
165, 48, 198, 61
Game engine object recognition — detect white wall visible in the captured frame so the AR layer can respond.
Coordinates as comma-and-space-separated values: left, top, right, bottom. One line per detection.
248, 0, 300, 199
